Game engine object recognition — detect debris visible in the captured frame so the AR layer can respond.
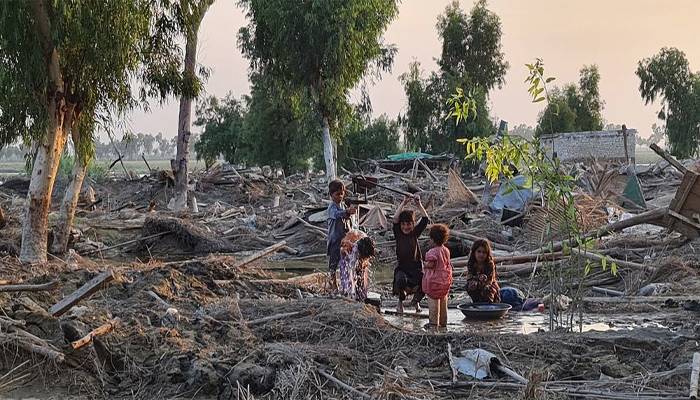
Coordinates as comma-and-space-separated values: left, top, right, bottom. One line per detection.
0, 281, 58, 292
317, 368, 372, 400
229, 241, 288, 270
49, 270, 115, 317
142, 215, 238, 253
451, 348, 528, 384
71, 318, 120, 350
691, 352, 700, 400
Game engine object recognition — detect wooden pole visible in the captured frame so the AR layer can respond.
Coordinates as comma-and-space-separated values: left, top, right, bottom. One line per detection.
690, 352, 700, 400
229, 240, 287, 270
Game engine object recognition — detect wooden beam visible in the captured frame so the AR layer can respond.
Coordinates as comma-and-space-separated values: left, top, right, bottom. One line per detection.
229, 241, 287, 270
690, 352, 700, 400
650, 143, 687, 174
50, 270, 115, 317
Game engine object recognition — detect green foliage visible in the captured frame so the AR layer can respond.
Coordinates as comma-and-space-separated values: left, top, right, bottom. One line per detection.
238, 0, 398, 124
194, 94, 245, 168
437, 0, 509, 91
337, 113, 401, 168
636, 47, 700, 158
238, 73, 322, 174
535, 65, 604, 136
400, 0, 505, 155
57, 154, 108, 182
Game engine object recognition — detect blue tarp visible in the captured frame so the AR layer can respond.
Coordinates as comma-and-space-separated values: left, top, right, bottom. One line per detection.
386, 152, 433, 161
490, 175, 536, 211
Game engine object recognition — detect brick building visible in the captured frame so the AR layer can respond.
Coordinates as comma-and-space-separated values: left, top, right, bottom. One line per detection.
540, 129, 637, 164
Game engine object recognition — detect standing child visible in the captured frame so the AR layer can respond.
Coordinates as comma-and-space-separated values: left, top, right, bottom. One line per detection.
327, 180, 356, 290
465, 239, 501, 303
422, 224, 452, 328
392, 195, 429, 313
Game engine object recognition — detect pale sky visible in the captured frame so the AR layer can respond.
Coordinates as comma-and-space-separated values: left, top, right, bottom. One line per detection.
128, 0, 700, 140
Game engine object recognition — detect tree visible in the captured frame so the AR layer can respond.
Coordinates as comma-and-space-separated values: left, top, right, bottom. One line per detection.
535, 65, 604, 136
238, 0, 399, 181
171, 0, 215, 211
437, 0, 508, 91
636, 47, 700, 158
238, 72, 322, 174
194, 93, 246, 168
0, 0, 154, 261
337, 113, 400, 168
399, 1, 505, 154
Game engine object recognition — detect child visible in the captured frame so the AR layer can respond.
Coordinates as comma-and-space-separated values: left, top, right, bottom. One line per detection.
392, 195, 429, 313
338, 230, 377, 302
465, 239, 501, 303
422, 224, 452, 328
327, 180, 356, 290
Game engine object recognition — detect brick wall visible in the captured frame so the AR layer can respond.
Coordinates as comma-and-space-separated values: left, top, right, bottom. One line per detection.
540, 129, 637, 163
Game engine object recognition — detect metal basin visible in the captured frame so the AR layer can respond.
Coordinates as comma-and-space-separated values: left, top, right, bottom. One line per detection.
458, 303, 512, 320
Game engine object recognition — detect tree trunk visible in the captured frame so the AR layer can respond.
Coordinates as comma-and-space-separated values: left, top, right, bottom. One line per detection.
171, 1, 212, 211
321, 116, 337, 182
21, 0, 70, 264
51, 127, 87, 255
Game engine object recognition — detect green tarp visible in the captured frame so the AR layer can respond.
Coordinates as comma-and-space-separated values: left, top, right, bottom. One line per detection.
386, 152, 433, 161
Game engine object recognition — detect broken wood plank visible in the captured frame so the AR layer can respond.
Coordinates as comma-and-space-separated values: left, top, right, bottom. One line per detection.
591, 287, 625, 297
451, 251, 564, 267
417, 158, 438, 181
71, 318, 120, 350
575, 250, 655, 273
229, 241, 288, 270
50, 270, 115, 317
650, 143, 687, 174
450, 231, 515, 252
147, 290, 171, 309
495, 364, 529, 385
0, 281, 58, 292
691, 352, 700, 400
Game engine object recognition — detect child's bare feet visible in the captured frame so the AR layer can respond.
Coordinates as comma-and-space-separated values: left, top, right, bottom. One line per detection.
415, 302, 422, 313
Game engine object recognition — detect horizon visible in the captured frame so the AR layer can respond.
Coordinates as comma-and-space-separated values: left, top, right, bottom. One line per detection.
126, 0, 700, 141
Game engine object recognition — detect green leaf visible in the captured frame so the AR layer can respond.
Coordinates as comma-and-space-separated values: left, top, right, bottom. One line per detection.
534, 97, 546, 103
611, 262, 618, 276
600, 256, 607, 271
546, 77, 556, 83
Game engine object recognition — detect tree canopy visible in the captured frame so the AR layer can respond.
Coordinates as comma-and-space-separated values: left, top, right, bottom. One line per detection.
535, 65, 604, 136
636, 47, 700, 158
400, 1, 505, 154
194, 93, 245, 168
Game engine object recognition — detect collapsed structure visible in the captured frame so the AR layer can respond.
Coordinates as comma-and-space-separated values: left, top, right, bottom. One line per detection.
0, 143, 699, 399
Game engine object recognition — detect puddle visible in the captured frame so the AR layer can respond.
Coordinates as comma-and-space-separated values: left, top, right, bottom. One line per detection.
383, 307, 671, 334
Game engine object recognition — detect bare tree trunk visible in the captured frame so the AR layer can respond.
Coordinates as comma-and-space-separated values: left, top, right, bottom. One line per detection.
21, 0, 70, 264
51, 127, 87, 255
321, 116, 337, 182
171, 1, 212, 211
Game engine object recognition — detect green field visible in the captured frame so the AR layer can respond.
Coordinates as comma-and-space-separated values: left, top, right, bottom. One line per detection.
0, 159, 206, 176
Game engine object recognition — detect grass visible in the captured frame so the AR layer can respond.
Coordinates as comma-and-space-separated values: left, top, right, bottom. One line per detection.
0, 159, 207, 176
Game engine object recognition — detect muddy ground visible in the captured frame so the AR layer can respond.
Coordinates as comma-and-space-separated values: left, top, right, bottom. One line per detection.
0, 163, 699, 399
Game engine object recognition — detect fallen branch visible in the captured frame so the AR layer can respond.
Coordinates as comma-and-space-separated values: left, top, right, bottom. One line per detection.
650, 143, 687, 174
50, 270, 115, 317
82, 231, 171, 255
71, 318, 120, 350
417, 158, 438, 181
495, 364, 529, 385
452, 251, 564, 267
0, 281, 58, 292
247, 310, 306, 326
0, 332, 65, 364
450, 231, 515, 252
229, 241, 288, 270
317, 368, 373, 400
146, 290, 171, 309
691, 352, 700, 400
447, 343, 458, 384
295, 217, 328, 238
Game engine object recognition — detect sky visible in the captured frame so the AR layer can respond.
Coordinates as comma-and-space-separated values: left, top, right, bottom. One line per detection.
128, 0, 700, 140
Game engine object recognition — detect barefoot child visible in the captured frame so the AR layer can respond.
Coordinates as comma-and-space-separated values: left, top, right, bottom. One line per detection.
465, 239, 501, 303
327, 180, 356, 290
392, 195, 429, 313
422, 224, 452, 328
338, 230, 377, 302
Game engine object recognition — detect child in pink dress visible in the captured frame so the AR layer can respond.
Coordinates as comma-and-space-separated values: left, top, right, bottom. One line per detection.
422, 224, 452, 327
